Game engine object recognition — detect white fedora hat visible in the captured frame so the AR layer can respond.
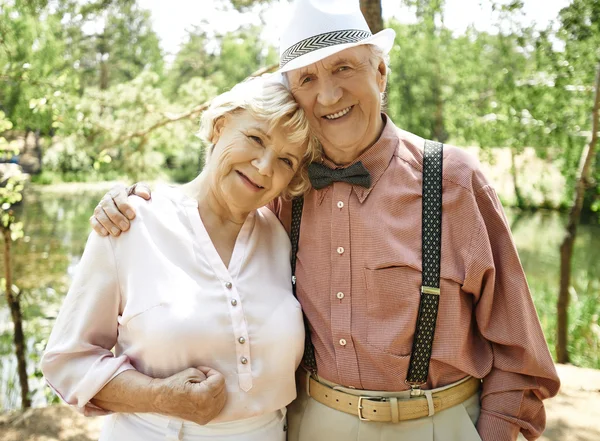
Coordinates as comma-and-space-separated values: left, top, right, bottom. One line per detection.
278, 0, 396, 73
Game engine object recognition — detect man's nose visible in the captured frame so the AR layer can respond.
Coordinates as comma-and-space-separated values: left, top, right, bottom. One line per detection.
317, 77, 342, 107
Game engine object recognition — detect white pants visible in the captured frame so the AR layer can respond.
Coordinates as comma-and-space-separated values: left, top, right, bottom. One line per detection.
287, 371, 482, 441
98, 408, 287, 441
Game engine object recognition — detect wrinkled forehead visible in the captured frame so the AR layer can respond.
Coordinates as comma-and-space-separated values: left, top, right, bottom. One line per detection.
287, 45, 371, 79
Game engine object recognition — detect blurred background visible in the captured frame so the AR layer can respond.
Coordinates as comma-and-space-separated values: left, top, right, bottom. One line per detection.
0, 0, 598, 439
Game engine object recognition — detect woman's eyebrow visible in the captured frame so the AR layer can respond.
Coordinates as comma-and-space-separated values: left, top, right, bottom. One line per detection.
286, 151, 301, 162
249, 126, 271, 140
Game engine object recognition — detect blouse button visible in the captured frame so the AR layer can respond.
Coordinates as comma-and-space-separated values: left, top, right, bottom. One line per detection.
337, 201, 344, 208
337, 247, 344, 254
231, 299, 238, 306
240, 356, 248, 364
238, 337, 246, 344
225, 282, 232, 289
336, 292, 345, 299
339, 339, 347, 346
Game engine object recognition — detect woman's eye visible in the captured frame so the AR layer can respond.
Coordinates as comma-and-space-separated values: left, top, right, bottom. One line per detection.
249, 135, 263, 145
281, 158, 293, 168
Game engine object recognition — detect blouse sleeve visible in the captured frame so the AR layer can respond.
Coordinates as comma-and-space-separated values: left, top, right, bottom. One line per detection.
41, 232, 134, 416
463, 185, 560, 440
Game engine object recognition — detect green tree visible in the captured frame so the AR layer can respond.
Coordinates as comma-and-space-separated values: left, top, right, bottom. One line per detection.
164, 24, 276, 98
554, 0, 600, 363
0, 112, 29, 409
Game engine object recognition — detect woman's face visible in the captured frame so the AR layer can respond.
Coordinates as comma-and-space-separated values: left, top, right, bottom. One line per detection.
207, 110, 307, 212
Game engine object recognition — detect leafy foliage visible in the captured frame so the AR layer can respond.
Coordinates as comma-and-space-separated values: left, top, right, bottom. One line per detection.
0, 0, 597, 211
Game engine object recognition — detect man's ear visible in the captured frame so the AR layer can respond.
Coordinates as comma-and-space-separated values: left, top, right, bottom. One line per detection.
377, 60, 387, 93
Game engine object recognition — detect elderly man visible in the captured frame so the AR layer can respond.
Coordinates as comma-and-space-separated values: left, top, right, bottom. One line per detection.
90, 1, 559, 440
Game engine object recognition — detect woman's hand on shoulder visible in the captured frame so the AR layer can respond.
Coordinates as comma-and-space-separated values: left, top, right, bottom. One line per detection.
150, 366, 227, 425
90, 182, 152, 237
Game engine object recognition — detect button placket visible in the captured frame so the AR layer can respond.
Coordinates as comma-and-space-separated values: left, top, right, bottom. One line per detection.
224, 280, 253, 391
329, 185, 361, 387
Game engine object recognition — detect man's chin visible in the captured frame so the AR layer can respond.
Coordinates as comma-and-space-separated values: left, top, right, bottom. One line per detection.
322, 134, 364, 153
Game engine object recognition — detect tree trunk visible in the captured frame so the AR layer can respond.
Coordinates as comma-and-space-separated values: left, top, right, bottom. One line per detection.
432, 63, 447, 142
100, 57, 109, 90
3, 228, 30, 409
510, 147, 525, 208
556, 62, 600, 363
360, 0, 383, 33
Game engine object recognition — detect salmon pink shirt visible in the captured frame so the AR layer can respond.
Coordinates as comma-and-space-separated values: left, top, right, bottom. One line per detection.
271, 115, 560, 441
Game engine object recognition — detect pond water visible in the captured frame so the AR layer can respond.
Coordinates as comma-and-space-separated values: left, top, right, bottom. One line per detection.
0, 185, 598, 411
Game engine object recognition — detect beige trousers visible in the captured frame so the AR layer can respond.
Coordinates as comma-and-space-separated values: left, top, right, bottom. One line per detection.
287, 370, 482, 441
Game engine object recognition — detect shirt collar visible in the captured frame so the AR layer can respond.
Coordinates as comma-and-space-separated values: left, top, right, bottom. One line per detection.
315, 114, 399, 205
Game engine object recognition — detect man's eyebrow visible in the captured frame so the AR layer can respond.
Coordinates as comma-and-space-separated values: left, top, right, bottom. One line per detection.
325, 57, 357, 68
295, 67, 312, 78
332, 58, 354, 66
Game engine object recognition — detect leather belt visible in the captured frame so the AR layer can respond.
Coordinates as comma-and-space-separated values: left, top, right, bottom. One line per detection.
307, 376, 481, 423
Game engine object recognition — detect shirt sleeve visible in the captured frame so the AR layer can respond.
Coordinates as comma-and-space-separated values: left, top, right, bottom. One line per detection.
40, 232, 135, 416
463, 185, 560, 441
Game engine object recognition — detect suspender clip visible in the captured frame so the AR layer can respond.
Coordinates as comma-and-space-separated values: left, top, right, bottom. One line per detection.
405, 380, 426, 397
292, 275, 297, 285
421, 286, 440, 295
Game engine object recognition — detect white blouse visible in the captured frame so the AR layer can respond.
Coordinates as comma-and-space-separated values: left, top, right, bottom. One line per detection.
41, 186, 305, 425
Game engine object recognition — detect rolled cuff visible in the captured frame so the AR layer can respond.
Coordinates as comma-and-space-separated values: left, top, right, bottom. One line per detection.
477, 410, 521, 441
43, 353, 135, 415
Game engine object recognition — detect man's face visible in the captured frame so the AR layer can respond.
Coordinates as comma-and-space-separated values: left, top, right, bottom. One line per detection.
287, 45, 386, 163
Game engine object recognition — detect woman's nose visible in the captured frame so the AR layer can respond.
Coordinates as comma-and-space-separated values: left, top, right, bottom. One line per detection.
252, 153, 274, 177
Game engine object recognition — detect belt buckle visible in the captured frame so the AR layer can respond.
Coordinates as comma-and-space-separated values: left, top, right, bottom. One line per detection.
357, 396, 385, 421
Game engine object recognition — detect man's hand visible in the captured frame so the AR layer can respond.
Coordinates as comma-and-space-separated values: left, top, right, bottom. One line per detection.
90, 183, 152, 236
151, 367, 227, 425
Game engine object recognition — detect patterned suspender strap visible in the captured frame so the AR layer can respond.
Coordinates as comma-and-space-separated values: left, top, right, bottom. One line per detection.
291, 196, 318, 374
406, 140, 444, 394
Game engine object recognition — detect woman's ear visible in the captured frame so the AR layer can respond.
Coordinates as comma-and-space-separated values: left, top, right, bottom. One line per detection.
211, 116, 226, 144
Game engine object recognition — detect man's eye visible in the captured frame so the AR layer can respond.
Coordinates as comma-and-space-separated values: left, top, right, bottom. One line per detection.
249, 135, 263, 145
301, 77, 312, 85
337, 66, 350, 72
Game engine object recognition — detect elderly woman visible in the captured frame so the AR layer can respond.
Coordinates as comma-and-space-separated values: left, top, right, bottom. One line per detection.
41, 75, 319, 441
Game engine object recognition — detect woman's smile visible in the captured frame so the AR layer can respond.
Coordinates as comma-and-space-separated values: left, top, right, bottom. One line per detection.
235, 170, 264, 192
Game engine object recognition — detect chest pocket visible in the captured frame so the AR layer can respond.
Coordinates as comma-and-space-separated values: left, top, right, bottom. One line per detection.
364, 264, 422, 357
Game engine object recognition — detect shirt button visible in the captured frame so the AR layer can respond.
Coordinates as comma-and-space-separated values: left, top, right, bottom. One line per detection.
231, 299, 238, 306
337, 201, 344, 208
225, 282, 232, 289
336, 292, 345, 299
337, 247, 344, 254
238, 337, 246, 344
240, 356, 248, 364
339, 339, 347, 346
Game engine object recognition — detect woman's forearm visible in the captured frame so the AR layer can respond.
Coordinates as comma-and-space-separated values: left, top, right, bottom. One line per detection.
90, 369, 160, 413
89, 366, 227, 425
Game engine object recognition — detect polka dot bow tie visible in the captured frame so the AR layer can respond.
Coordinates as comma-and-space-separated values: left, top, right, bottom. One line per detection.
308, 161, 372, 190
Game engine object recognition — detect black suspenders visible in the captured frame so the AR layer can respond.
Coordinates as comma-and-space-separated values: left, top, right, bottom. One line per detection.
406, 140, 444, 392
291, 197, 318, 374
290, 140, 444, 385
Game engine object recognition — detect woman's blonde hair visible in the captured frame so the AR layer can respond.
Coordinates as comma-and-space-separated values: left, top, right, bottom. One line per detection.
198, 75, 320, 199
